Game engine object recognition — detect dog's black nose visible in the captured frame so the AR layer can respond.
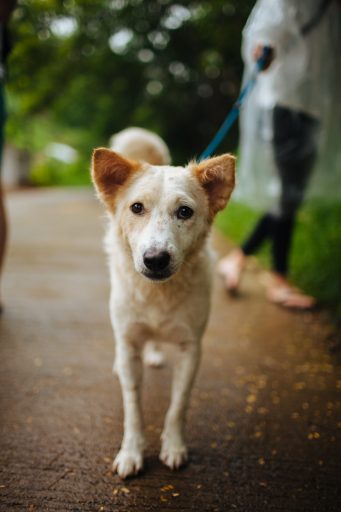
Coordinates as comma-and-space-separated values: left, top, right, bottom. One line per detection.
143, 249, 170, 272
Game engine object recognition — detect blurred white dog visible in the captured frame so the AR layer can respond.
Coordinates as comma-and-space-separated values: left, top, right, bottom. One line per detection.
91, 127, 235, 478
110, 126, 171, 166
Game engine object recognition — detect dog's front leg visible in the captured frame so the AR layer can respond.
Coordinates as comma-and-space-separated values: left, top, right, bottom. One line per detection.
112, 340, 145, 479
160, 340, 201, 470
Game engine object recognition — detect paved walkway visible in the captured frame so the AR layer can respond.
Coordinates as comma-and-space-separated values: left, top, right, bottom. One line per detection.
0, 188, 340, 512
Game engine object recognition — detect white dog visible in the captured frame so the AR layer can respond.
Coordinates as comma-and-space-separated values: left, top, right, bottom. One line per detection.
91, 128, 235, 479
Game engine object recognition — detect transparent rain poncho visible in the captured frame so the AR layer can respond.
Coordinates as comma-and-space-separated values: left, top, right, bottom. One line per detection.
234, 0, 341, 212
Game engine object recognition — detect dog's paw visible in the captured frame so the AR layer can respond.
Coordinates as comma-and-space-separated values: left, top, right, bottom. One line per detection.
160, 438, 188, 470
143, 344, 165, 368
112, 449, 143, 479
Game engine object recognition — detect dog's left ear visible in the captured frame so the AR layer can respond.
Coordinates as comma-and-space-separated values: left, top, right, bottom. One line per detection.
91, 148, 139, 206
192, 154, 236, 218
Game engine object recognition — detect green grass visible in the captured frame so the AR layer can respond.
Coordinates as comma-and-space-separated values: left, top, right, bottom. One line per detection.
215, 200, 341, 318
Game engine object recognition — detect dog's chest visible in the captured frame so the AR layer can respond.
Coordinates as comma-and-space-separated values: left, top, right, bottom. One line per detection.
112, 279, 209, 344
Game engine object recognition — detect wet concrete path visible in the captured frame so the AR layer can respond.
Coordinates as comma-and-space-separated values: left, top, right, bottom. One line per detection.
0, 188, 340, 511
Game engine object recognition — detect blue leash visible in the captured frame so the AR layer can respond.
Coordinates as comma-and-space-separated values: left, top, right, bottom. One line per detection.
199, 46, 272, 161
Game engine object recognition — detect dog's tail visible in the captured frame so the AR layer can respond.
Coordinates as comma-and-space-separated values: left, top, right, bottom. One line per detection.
109, 127, 171, 166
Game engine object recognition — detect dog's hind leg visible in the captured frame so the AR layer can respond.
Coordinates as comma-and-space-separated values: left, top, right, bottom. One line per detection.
143, 341, 165, 368
112, 340, 145, 479
160, 340, 201, 470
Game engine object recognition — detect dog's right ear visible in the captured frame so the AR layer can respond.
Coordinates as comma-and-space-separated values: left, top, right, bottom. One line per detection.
91, 148, 139, 206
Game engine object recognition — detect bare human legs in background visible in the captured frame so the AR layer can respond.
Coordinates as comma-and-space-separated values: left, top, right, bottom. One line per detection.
218, 248, 316, 310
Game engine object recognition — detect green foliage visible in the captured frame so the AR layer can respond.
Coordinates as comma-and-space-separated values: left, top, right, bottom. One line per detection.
30, 156, 90, 186
216, 200, 341, 318
290, 202, 341, 316
6, 0, 254, 166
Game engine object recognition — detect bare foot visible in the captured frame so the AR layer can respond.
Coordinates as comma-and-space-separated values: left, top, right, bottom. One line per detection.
217, 249, 246, 293
267, 274, 316, 310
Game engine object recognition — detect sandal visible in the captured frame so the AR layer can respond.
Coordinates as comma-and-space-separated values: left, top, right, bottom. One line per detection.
267, 283, 316, 310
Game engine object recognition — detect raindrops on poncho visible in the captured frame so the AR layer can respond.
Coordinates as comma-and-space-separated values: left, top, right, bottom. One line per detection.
235, 0, 341, 211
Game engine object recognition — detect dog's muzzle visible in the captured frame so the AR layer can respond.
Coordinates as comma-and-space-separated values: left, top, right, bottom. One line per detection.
142, 249, 172, 281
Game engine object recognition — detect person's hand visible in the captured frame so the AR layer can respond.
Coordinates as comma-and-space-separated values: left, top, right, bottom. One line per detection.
253, 44, 275, 71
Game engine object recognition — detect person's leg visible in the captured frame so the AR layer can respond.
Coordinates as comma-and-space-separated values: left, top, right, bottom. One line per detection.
241, 213, 275, 256
268, 212, 316, 308
267, 106, 319, 308
271, 214, 295, 276
218, 213, 275, 291
218, 107, 319, 301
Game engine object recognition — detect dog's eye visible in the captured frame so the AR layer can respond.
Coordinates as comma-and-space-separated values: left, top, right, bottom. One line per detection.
176, 206, 194, 220
130, 202, 144, 215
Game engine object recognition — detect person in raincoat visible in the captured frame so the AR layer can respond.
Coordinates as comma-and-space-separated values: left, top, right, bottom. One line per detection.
218, 0, 341, 309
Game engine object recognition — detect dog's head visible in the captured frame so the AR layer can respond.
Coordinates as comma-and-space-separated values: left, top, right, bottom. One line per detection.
92, 149, 235, 281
